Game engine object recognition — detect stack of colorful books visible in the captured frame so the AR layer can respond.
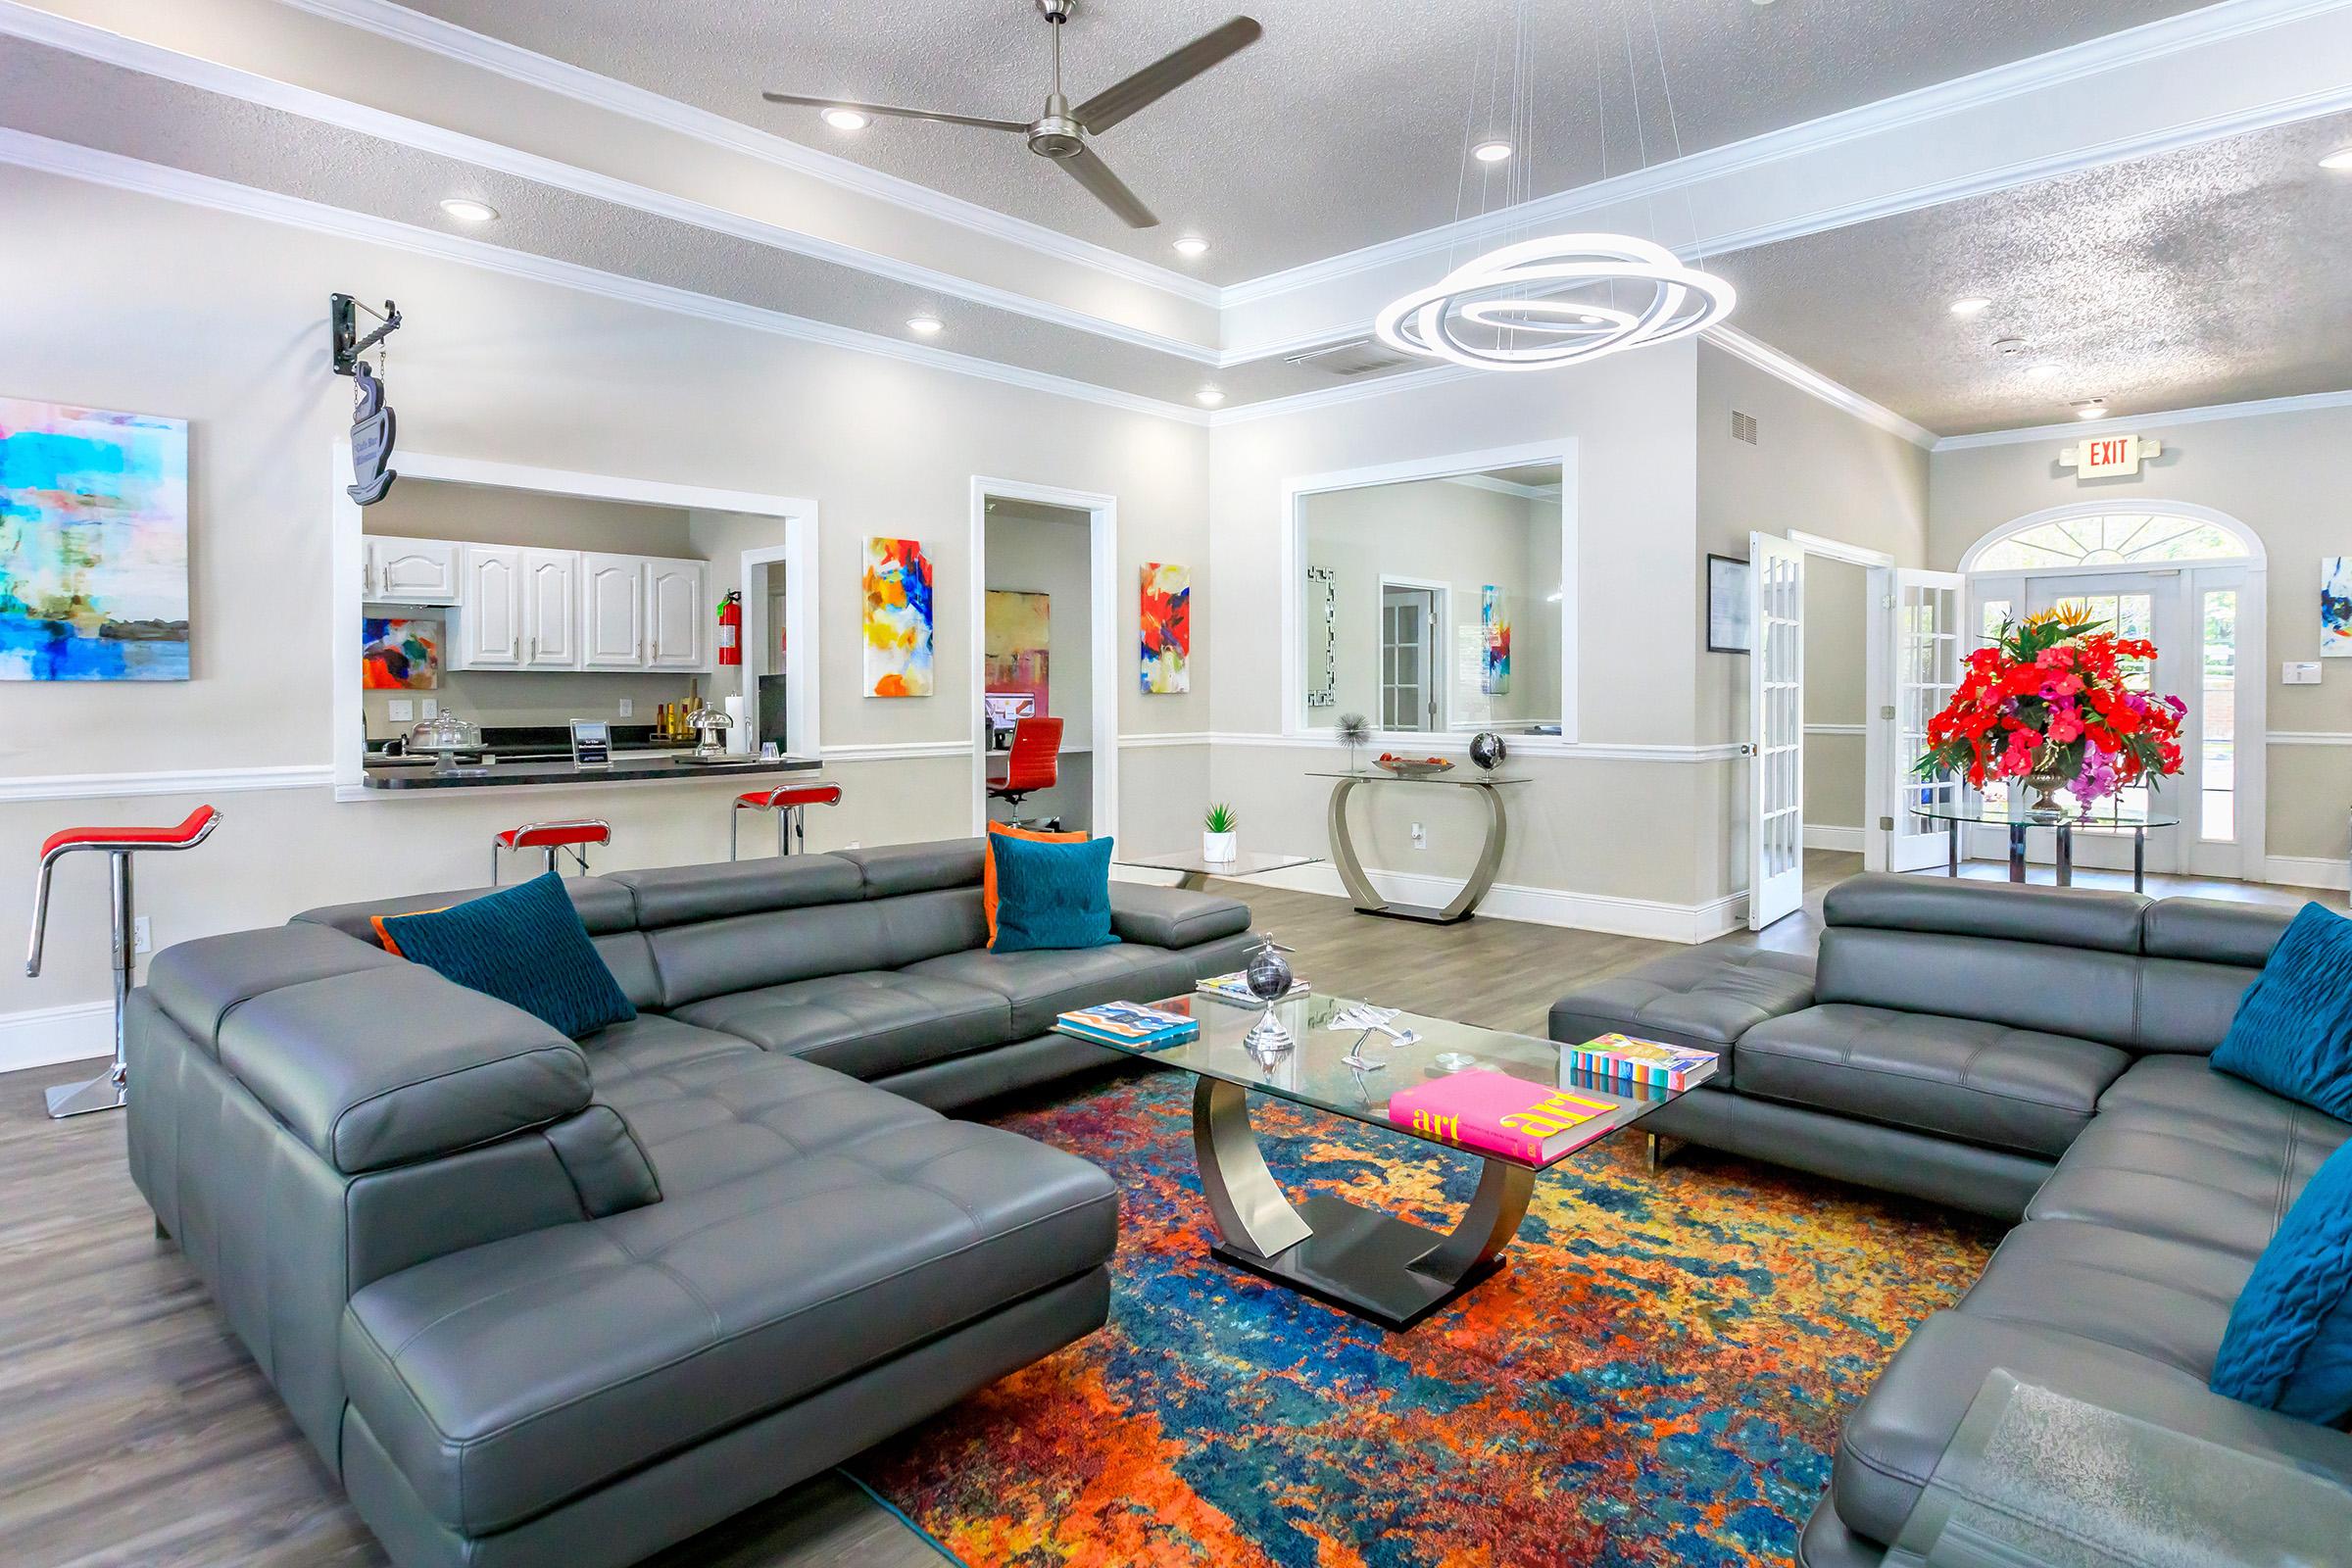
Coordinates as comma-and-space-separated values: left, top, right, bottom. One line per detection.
1195, 969, 1308, 1005
1055, 1000, 1200, 1049
1386, 1073, 1618, 1164
1568, 1033, 1718, 1092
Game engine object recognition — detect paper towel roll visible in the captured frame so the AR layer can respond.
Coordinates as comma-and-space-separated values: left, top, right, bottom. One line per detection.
724, 694, 752, 754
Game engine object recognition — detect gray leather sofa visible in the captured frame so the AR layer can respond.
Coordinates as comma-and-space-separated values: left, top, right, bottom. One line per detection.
123, 839, 1257, 1568
1549, 874, 2352, 1566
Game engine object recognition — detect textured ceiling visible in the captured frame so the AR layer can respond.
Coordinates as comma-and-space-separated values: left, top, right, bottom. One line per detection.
388, 0, 2214, 282
1714, 108, 2352, 434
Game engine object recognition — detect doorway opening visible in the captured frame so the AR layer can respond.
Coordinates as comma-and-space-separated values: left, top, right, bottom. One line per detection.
969, 478, 1118, 842
1378, 578, 1448, 732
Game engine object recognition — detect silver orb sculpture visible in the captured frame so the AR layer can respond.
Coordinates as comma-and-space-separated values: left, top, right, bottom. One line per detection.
1240, 936, 1296, 1056
1468, 731, 1508, 771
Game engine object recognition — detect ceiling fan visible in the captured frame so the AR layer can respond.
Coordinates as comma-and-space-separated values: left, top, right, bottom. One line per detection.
762, 0, 1261, 228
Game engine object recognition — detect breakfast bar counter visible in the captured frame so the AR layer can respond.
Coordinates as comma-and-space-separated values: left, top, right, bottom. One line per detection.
362, 754, 821, 790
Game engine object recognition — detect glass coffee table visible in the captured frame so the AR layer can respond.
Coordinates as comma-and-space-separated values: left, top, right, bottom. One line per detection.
1064, 991, 1712, 1330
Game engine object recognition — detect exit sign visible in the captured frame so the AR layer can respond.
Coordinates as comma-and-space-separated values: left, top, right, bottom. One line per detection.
2060, 432, 2162, 479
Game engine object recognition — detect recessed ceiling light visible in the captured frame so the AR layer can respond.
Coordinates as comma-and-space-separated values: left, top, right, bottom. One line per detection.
1991, 337, 2026, 357
1949, 297, 1991, 318
1172, 234, 1209, 259
1472, 140, 1513, 164
2075, 400, 2111, 419
1196, 387, 1226, 407
822, 108, 870, 131
438, 197, 498, 222
906, 315, 943, 336
2026, 361, 2064, 381
2321, 145, 2352, 172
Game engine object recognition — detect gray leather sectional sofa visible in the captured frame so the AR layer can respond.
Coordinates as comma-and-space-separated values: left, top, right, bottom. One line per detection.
123, 839, 1257, 1568
1550, 873, 2352, 1566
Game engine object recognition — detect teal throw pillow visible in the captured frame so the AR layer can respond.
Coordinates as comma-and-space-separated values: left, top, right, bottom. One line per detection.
376, 871, 635, 1039
2212, 903, 2352, 1121
2211, 1140, 2352, 1424
990, 832, 1117, 953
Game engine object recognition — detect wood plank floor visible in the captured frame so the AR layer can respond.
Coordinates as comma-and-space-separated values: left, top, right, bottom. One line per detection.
0, 855, 2332, 1566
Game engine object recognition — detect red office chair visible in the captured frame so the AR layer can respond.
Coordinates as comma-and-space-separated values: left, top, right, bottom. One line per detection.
26, 804, 222, 1118
988, 716, 1063, 828
491, 819, 610, 884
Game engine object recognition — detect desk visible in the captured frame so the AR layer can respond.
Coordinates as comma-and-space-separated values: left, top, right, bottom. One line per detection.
1308, 769, 1531, 923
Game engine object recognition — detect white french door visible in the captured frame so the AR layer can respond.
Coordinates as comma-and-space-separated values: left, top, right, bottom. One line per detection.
1380, 582, 1444, 732
1879, 569, 1968, 872
1748, 534, 1805, 929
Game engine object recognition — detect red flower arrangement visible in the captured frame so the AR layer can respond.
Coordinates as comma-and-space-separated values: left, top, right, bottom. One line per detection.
1916, 606, 2185, 806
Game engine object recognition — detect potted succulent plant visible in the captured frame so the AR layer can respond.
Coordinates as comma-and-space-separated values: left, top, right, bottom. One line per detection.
1201, 802, 1239, 863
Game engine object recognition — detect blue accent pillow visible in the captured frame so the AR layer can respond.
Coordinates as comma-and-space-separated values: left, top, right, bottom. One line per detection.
2211, 1140, 2352, 1423
990, 832, 1117, 953
2212, 903, 2352, 1121
377, 871, 636, 1039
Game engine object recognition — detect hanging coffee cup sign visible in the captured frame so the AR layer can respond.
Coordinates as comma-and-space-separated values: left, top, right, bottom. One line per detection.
329, 292, 403, 506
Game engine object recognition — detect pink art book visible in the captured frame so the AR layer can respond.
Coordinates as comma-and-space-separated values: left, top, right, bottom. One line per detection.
1386, 1074, 1618, 1164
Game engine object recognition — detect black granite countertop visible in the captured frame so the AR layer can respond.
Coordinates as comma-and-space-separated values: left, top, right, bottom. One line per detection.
362, 753, 820, 790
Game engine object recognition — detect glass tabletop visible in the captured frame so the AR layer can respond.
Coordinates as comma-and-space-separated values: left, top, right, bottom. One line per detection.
1113, 850, 1323, 876
1909, 796, 2179, 829
1075, 991, 1708, 1171
1304, 769, 1533, 785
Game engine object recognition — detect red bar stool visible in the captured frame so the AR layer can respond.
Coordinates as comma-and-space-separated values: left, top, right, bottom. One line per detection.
25, 804, 221, 1119
491, 818, 610, 884
731, 782, 843, 858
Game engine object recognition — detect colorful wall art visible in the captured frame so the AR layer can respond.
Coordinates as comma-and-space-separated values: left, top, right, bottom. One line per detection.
1140, 563, 1191, 695
862, 537, 935, 697
361, 616, 441, 690
0, 396, 189, 681
984, 589, 1051, 715
2325, 558, 2352, 659
1481, 584, 1511, 695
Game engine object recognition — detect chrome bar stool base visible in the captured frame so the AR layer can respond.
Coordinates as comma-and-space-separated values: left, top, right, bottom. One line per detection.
45, 1071, 128, 1120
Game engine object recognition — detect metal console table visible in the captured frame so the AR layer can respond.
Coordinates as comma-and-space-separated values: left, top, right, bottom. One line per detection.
1310, 769, 1530, 924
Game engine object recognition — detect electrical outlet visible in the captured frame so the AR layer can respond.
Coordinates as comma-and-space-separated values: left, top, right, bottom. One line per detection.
134, 915, 152, 955
387, 698, 415, 722
617, 698, 634, 717
847, 840, 861, 850
1410, 821, 1427, 850
420, 698, 438, 719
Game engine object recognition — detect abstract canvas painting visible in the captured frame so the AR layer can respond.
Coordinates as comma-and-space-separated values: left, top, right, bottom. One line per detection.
862, 537, 935, 697
984, 589, 1050, 715
0, 397, 189, 680
1481, 584, 1511, 694
2324, 558, 2352, 659
361, 616, 440, 690
1140, 563, 1190, 695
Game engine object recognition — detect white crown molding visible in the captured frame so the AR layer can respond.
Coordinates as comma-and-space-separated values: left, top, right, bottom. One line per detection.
1705, 327, 1938, 449
1217, 0, 2352, 312
1932, 387, 2352, 450
0, 762, 334, 803
270, 0, 1225, 310
0, 128, 1209, 428
0, 1, 1224, 368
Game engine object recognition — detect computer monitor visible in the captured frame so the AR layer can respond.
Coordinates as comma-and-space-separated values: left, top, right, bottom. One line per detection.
983, 693, 1036, 749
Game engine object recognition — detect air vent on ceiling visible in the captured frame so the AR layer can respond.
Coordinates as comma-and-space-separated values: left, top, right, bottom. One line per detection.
1284, 338, 1414, 378
1731, 410, 1759, 445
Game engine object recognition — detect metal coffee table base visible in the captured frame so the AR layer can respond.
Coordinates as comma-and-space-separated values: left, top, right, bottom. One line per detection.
1192, 1077, 1536, 1331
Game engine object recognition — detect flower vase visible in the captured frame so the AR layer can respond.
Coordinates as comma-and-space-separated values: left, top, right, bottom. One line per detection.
2024, 767, 2071, 820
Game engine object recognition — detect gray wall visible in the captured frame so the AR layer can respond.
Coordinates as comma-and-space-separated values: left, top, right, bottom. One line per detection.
1802, 558, 1868, 834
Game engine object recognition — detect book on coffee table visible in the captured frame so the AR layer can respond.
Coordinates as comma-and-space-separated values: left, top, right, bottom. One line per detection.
1569, 1033, 1718, 1092
1385, 1073, 1618, 1164
1056, 1000, 1199, 1049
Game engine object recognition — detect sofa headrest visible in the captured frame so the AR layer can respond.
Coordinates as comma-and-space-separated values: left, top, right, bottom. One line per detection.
604, 856, 864, 928
837, 838, 987, 897
2141, 898, 2295, 969
1823, 873, 2145, 953
293, 876, 639, 943
149, 922, 404, 1054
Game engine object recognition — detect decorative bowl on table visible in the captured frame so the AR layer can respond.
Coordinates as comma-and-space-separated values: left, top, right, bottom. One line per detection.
1373, 753, 1454, 779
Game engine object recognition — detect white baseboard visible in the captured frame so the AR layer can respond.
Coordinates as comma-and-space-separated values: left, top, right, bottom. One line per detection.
1803, 823, 1866, 853
2266, 856, 2349, 892
1233, 859, 1744, 944
0, 1000, 112, 1075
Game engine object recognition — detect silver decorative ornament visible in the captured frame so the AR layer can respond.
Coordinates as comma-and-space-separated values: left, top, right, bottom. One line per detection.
1468, 731, 1508, 771
1240, 936, 1295, 1057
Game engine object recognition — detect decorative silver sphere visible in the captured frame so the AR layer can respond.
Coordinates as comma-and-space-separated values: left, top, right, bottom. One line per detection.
1240, 935, 1296, 1056
1468, 731, 1508, 771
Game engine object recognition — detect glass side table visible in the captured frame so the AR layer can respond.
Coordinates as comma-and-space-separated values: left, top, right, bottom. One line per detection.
1909, 799, 2179, 894
1886, 1369, 2352, 1567
1113, 849, 1321, 892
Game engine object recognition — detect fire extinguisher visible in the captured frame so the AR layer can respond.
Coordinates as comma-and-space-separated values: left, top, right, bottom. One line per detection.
715, 591, 742, 666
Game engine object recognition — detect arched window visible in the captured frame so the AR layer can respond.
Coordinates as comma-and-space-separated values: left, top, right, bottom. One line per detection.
1964, 510, 2257, 572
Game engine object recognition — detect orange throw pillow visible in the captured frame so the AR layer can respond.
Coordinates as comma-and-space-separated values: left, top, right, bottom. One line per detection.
985, 821, 1087, 943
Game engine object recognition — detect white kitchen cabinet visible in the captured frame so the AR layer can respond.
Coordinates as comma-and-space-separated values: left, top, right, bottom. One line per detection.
365, 536, 462, 605
454, 546, 523, 668
645, 558, 710, 671
578, 553, 648, 670
519, 549, 577, 669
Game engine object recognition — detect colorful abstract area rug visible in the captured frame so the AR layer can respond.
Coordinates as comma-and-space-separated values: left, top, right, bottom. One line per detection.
858, 1068, 2000, 1568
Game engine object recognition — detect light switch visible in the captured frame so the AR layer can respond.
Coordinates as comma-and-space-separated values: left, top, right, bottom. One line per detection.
2283, 661, 2323, 685
618, 698, 634, 717
387, 698, 415, 721
421, 698, 439, 718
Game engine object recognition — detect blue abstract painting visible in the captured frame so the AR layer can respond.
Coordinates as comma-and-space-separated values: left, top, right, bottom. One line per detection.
0, 397, 189, 681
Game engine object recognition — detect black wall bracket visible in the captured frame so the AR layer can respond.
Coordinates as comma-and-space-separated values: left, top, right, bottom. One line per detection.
330, 292, 402, 376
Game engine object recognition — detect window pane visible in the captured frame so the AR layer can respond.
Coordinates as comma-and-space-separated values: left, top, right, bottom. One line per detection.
1973, 515, 2247, 572
2203, 589, 2236, 842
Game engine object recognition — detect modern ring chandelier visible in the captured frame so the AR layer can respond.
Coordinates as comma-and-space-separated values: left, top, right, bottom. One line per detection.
1375, 1, 1736, 372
